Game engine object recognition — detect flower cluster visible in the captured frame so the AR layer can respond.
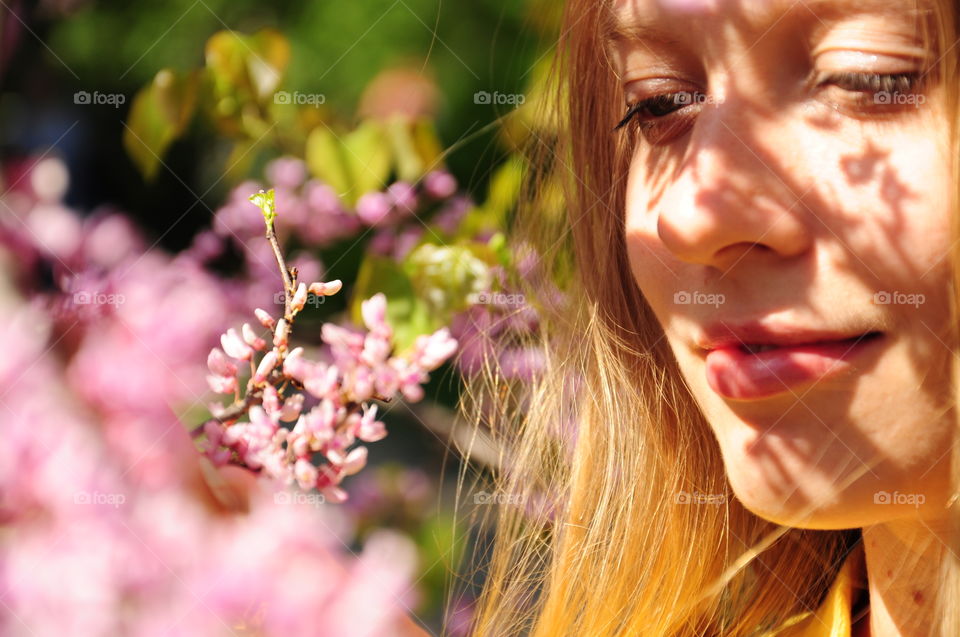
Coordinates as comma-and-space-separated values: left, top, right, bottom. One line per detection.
0, 161, 424, 636
198, 190, 458, 503
212, 156, 468, 263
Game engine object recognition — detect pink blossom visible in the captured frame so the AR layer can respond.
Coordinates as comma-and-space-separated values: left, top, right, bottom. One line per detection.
265, 156, 308, 189
255, 307, 276, 328
254, 350, 279, 384
207, 373, 238, 394
357, 404, 387, 443
361, 293, 391, 338
356, 192, 391, 226
303, 362, 339, 400
280, 393, 304, 421
413, 327, 458, 370
243, 322, 268, 350
308, 279, 343, 296
423, 170, 457, 199
207, 347, 238, 377
221, 327, 254, 360
291, 282, 308, 312
273, 318, 289, 348
294, 458, 319, 490
282, 346, 309, 380
386, 181, 418, 216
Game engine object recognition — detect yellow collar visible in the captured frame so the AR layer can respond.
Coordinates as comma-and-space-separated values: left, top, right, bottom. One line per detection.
762, 543, 867, 637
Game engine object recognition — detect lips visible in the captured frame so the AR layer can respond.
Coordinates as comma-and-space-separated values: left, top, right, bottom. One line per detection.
700, 329, 884, 400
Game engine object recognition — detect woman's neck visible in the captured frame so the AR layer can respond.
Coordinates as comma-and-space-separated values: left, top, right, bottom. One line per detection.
860, 516, 950, 637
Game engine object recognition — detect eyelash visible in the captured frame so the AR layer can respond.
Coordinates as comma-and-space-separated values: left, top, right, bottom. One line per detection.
613, 71, 924, 134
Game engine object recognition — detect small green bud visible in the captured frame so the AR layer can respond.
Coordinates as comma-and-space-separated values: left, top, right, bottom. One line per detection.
249, 188, 277, 229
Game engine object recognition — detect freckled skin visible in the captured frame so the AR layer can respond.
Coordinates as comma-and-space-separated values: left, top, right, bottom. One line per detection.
610, 1, 953, 634
613, 0, 954, 530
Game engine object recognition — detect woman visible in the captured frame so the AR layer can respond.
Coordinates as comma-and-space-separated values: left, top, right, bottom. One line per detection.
462, 0, 960, 635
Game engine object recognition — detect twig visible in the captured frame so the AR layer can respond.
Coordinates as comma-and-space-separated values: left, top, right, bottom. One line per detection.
190, 392, 264, 439
266, 226, 294, 319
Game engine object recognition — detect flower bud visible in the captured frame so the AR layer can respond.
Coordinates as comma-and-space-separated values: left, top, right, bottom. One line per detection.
291, 283, 308, 312
308, 279, 343, 296
273, 319, 289, 349
207, 347, 237, 377
253, 351, 278, 384
254, 308, 276, 329
220, 328, 253, 360
242, 323, 267, 350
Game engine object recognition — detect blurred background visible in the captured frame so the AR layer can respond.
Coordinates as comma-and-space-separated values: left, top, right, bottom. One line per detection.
0, 1, 564, 635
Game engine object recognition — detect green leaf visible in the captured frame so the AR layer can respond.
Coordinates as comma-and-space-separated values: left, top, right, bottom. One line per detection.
203, 28, 290, 140
205, 28, 290, 102
305, 120, 393, 206
452, 156, 522, 240
342, 120, 393, 202
384, 117, 445, 182
305, 125, 352, 199
123, 68, 200, 181
248, 188, 276, 228
386, 116, 423, 182
351, 255, 439, 355
402, 242, 494, 319
410, 118, 444, 173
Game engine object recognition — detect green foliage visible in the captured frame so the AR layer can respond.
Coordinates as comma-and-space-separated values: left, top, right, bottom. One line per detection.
247, 188, 276, 229
305, 121, 392, 206
123, 69, 200, 180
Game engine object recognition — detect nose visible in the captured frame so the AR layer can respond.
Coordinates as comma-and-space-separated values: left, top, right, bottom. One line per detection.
655, 105, 814, 272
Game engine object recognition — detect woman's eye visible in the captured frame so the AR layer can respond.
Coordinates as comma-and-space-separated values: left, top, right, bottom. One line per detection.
614, 92, 703, 132
814, 71, 925, 107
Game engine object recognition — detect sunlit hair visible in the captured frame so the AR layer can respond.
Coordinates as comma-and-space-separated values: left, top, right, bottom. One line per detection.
453, 0, 960, 635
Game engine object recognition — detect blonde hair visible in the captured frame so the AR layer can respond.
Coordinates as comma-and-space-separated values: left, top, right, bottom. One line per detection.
452, 1, 960, 635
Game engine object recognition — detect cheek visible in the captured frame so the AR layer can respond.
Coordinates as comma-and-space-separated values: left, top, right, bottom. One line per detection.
816, 128, 953, 286
623, 158, 683, 329
621, 115, 955, 527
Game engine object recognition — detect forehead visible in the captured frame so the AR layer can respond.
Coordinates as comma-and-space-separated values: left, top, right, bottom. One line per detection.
604, 0, 928, 43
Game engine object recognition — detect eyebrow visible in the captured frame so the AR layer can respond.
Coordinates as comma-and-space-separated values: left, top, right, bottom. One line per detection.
602, 0, 928, 46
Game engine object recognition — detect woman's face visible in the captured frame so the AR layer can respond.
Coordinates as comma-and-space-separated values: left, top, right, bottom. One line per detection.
611, 0, 956, 528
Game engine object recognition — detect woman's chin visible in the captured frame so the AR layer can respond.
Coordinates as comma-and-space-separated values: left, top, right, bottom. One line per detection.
732, 482, 951, 530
